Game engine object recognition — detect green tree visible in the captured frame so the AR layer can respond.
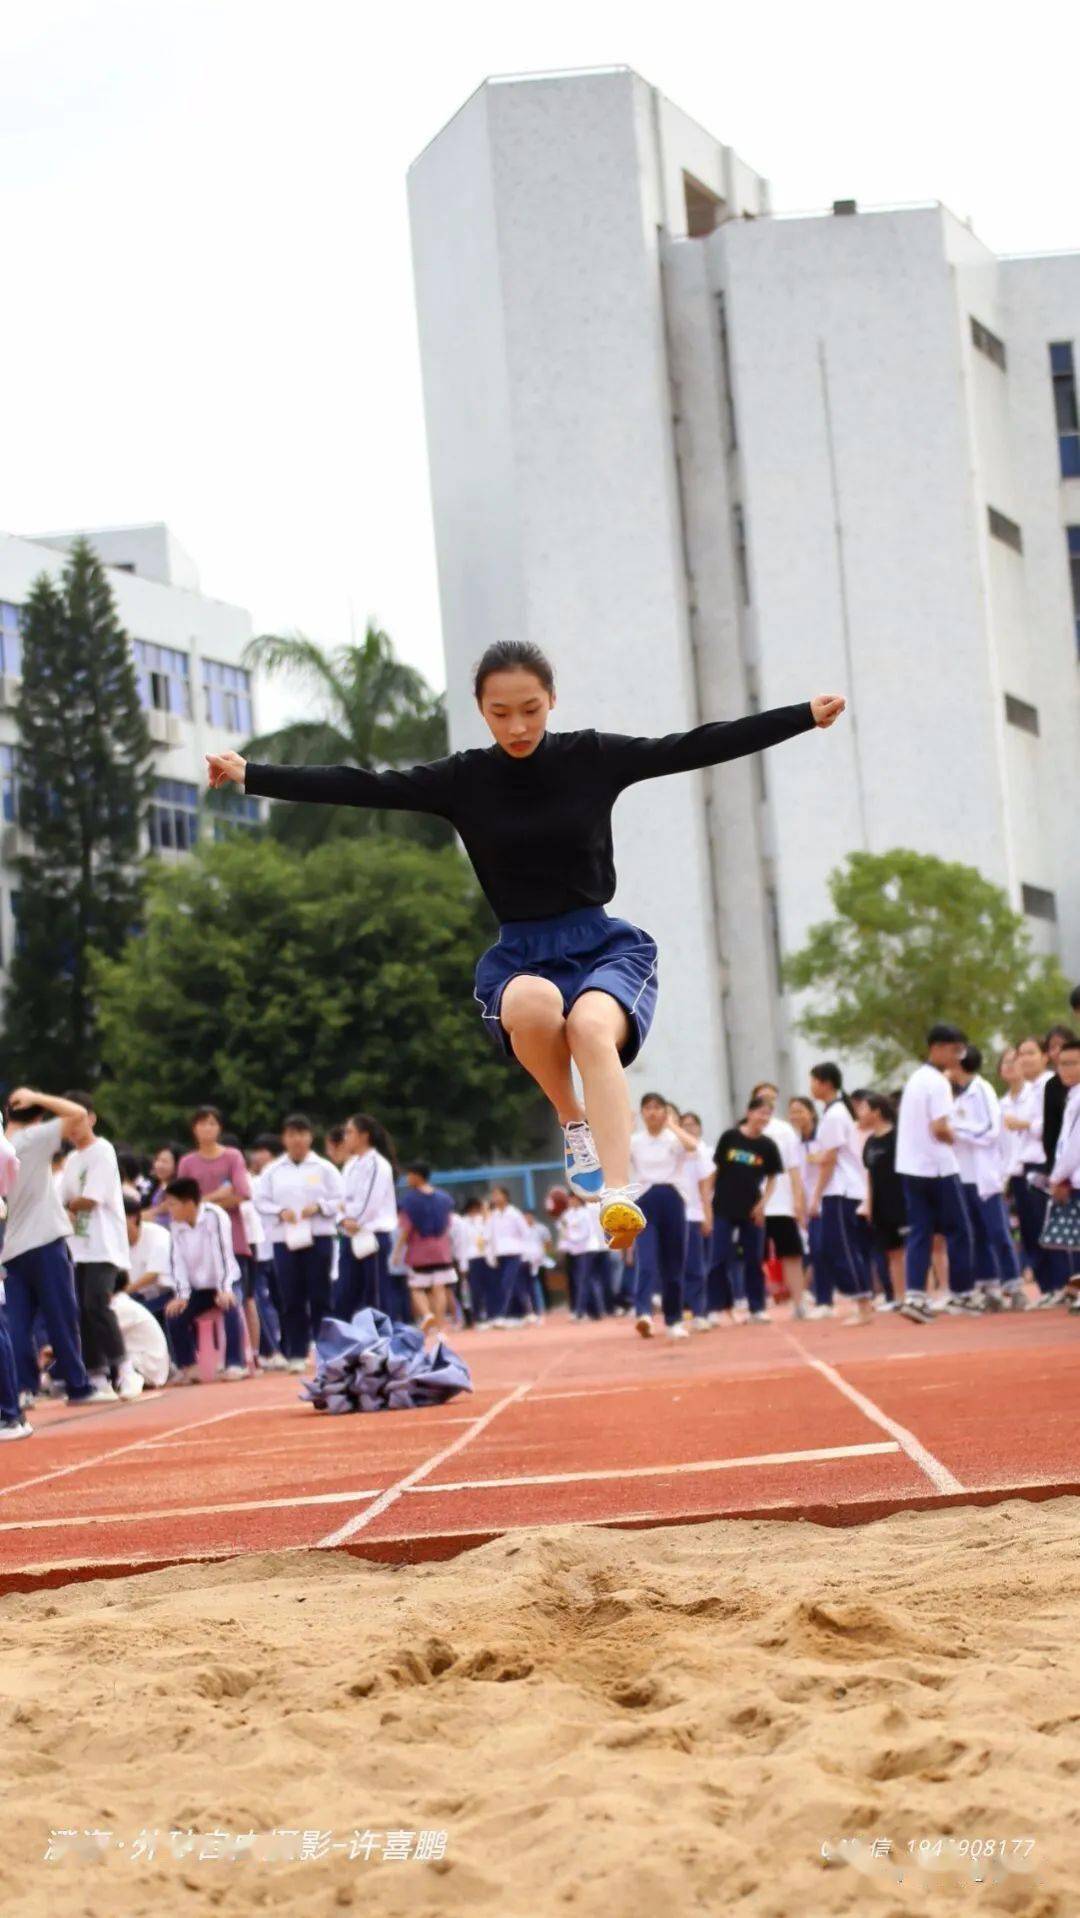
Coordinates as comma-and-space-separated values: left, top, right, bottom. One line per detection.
783, 849, 1073, 1080
241, 624, 451, 850
91, 834, 543, 1162
2, 541, 155, 1084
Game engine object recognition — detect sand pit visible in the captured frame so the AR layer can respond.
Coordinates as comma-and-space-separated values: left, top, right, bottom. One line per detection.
2, 1497, 1078, 1917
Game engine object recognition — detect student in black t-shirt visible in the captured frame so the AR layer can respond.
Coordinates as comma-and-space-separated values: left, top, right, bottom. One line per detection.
860, 1093, 907, 1304
707, 1098, 783, 1323
208, 643, 844, 1267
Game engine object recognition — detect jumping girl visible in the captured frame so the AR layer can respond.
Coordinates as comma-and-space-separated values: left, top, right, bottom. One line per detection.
207, 643, 844, 1250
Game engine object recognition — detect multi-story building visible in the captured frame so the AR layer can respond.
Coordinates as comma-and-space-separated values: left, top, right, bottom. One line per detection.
408, 66, 1080, 1132
0, 521, 260, 970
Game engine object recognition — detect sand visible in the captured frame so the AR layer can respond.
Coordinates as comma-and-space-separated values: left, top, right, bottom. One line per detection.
2, 1497, 1079, 1918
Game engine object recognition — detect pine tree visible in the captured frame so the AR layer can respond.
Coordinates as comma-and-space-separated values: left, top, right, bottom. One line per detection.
1, 540, 155, 1084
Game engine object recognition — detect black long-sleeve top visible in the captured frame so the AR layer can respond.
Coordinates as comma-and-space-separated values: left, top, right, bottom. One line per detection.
244, 702, 818, 925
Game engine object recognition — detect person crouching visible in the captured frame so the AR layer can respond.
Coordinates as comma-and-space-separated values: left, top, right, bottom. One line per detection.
162, 1177, 249, 1383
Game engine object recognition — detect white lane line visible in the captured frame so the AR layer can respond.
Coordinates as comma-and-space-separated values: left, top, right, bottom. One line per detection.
317, 1353, 570, 1548
404, 1441, 900, 1494
0, 1405, 262, 1501
0, 1487, 384, 1534
781, 1332, 963, 1495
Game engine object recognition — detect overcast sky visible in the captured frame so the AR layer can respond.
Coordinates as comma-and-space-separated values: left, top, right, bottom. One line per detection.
3, 0, 1078, 723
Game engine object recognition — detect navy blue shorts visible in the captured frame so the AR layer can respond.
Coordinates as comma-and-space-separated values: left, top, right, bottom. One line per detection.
474, 906, 658, 1067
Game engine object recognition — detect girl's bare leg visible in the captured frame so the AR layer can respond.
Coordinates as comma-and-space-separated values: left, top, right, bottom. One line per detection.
431, 1283, 448, 1329
888, 1247, 906, 1301
564, 991, 633, 1189
782, 1255, 804, 1307
411, 1286, 430, 1325
500, 976, 585, 1123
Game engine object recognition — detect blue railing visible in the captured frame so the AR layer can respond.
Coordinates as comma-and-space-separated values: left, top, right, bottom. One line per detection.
416, 1160, 563, 1211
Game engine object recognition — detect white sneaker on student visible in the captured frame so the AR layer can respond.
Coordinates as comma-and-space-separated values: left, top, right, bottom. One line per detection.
690, 1316, 711, 1332
285, 1358, 307, 1373
665, 1322, 690, 1340
263, 1352, 289, 1370
748, 1310, 772, 1324
563, 1120, 604, 1199
222, 1365, 249, 1381
599, 1188, 646, 1251
86, 1374, 118, 1401
0, 1419, 31, 1441
116, 1361, 144, 1401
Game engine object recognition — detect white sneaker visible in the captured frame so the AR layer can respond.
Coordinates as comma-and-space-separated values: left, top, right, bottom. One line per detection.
116, 1363, 144, 1401
563, 1120, 604, 1199
285, 1358, 307, 1373
222, 1365, 249, 1381
17, 1390, 36, 1410
1033, 1289, 1066, 1309
525, 1312, 540, 1325
748, 1310, 772, 1324
490, 1318, 508, 1330
87, 1378, 118, 1402
807, 1304, 834, 1319
706, 1311, 726, 1328
635, 1314, 654, 1339
599, 1188, 646, 1251
690, 1316, 711, 1332
898, 1296, 935, 1324
790, 1299, 811, 1320
1005, 1287, 1030, 1311
665, 1322, 690, 1340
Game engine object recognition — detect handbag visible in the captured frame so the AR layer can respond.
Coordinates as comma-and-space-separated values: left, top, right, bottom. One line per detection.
350, 1228, 379, 1261
1039, 1193, 1080, 1252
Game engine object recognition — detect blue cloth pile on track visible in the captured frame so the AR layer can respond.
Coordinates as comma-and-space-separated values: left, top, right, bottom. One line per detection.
299, 1307, 473, 1414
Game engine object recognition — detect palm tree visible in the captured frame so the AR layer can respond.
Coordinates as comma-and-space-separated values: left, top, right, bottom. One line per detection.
236, 624, 451, 849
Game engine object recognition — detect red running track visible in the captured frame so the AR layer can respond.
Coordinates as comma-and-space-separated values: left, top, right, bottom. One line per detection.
0, 1307, 1077, 1594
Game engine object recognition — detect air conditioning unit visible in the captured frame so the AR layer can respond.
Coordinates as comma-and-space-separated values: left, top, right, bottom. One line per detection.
0, 674, 19, 710
147, 709, 183, 747
0, 824, 32, 862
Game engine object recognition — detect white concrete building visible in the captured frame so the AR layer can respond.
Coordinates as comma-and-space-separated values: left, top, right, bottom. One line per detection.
408, 66, 1080, 1131
0, 522, 260, 969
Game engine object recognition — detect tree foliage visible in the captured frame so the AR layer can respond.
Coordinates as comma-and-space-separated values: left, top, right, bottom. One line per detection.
783, 849, 1073, 1080
2, 541, 155, 1084
241, 624, 451, 850
91, 834, 543, 1162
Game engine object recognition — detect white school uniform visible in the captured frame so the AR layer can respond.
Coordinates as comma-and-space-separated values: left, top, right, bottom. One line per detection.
129, 1220, 174, 1299
1050, 1084, 1080, 1192
458, 1213, 493, 1264
895, 1063, 960, 1180
169, 1201, 240, 1301
763, 1117, 800, 1219
255, 1152, 343, 1245
486, 1204, 530, 1259
341, 1148, 398, 1235
951, 1075, 1004, 1198
1018, 1070, 1054, 1175
999, 1084, 1034, 1184
449, 1212, 472, 1271
59, 1137, 131, 1271
112, 1290, 171, 1388
815, 1101, 867, 1201
629, 1128, 687, 1190
675, 1143, 714, 1223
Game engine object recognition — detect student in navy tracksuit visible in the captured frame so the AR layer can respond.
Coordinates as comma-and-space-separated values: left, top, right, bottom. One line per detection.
806, 1065, 874, 1326
629, 1094, 698, 1339
948, 1046, 1027, 1309
208, 648, 844, 1256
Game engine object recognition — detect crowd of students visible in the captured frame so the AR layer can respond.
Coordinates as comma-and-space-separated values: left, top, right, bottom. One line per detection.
1, 1001, 1077, 1437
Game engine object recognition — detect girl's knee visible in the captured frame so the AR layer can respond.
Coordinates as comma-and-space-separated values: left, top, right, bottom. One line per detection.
501, 975, 566, 1031
565, 996, 627, 1054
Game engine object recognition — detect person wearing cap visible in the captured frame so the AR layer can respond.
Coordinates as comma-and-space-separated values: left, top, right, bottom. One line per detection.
895, 1024, 977, 1324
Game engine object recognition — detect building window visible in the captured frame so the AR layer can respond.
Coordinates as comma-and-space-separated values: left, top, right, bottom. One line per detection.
202, 658, 253, 733
148, 778, 199, 852
211, 793, 261, 840
0, 601, 23, 678
133, 640, 192, 719
684, 173, 722, 239
1021, 883, 1057, 923
1050, 343, 1080, 478
1004, 693, 1039, 736
971, 316, 1007, 370
988, 506, 1023, 553
1068, 526, 1080, 655
0, 745, 17, 824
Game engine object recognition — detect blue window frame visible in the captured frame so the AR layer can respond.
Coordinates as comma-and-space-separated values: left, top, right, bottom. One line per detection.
0, 745, 16, 824
133, 640, 192, 719
0, 602, 23, 677
148, 778, 199, 852
202, 658, 253, 734
211, 793, 262, 840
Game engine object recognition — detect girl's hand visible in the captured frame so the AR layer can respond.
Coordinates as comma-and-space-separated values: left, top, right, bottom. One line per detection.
810, 695, 846, 728
206, 750, 247, 789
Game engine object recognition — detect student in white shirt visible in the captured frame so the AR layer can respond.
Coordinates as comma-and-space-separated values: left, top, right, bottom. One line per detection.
947, 1046, 1027, 1309
1011, 1034, 1058, 1298
628, 1093, 698, 1341
750, 1083, 808, 1319
455, 1197, 494, 1326
2, 1090, 94, 1409
807, 1063, 873, 1326
520, 1211, 549, 1323
110, 1271, 170, 1389
123, 1193, 175, 1347
0, 1131, 26, 1435
485, 1185, 531, 1329
255, 1114, 344, 1370
163, 1179, 249, 1382
559, 1191, 605, 1320
246, 1135, 286, 1365
1046, 1037, 1080, 1293
894, 1024, 977, 1323
675, 1111, 716, 1330
58, 1090, 139, 1398
335, 1113, 399, 1321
